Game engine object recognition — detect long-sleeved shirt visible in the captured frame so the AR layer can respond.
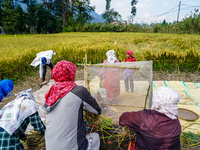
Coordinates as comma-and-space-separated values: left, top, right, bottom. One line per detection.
45, 85, 101, 150
119, 109, 181, 150
39, 59, 51, 78
125, 57, 136, 62
0, 112, 46, 150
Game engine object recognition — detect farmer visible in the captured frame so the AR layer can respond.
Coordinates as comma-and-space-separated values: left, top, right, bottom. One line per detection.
123, 50, 136, 92
30, 50, 56, 82
0, 79, 14, 102
0, 89, 46, 149
119, 87, 181, 150
99, 50, 120, 102
92, 88, 112, 117
44, 60, 101, 150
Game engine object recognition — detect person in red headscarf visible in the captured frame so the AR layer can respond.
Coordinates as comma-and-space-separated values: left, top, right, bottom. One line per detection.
43, 60, 101, 150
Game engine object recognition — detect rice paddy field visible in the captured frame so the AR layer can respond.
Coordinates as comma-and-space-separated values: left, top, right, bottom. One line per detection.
1, 32, 200, 149
1, 32, 200, 80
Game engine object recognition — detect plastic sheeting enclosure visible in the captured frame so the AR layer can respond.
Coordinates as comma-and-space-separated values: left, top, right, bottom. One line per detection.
85, 61, 153, 122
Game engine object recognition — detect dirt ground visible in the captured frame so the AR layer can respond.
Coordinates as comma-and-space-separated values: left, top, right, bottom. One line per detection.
1, 68, 199, 110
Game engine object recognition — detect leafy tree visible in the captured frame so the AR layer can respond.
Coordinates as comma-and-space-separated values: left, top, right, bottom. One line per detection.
21, 0, 37, 33
74, 0, 94, 25
0, 3, 3, 26
36, 4, 55, 33
14, 5, 27, 34
2, 1, 16, 34
131, 0, 138, 16
102, 0, 121, 23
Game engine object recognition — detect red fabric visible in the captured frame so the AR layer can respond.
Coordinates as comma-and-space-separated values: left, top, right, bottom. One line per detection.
125, 57, 136, 62
119, 109, 181, 150
45, 60, 77, 106
128, 141, 135, 150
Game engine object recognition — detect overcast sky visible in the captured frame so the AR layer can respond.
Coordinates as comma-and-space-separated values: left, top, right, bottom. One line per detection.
90, 0, 200, 24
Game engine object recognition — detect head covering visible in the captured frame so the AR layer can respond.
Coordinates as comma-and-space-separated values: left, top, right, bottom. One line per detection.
0, 88, 38, 135
45, 60, 77, 107
0, 79, 14, 102
106, 50, 117, 63
126, 50, 134, 58
98, 88, 107, 99
41, 57, 47, 65
151, 87, 180, 120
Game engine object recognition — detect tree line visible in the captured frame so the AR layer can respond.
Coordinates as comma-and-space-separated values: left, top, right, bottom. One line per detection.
0, 0, 98, 34
1, 0, 199, 34
0, 0, 138, 34
73, 9, 200, 34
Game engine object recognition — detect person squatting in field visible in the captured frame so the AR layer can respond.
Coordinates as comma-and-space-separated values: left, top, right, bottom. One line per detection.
99, 50, 120, 102
0, 89, 46, 149
123, 50, 136, 93
30, 50, 56, 82
0, 79, 14, 102
119, 87, 181, 150
43, 60, 101, 150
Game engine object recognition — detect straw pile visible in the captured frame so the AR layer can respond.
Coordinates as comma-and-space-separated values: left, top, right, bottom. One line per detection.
23, 111, 200, 149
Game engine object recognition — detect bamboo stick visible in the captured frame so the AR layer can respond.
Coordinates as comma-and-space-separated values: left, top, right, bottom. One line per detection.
98, 103, 144, 109
84, 54, 90, 91
77, 63, 139, 70
144, 85, 150, 109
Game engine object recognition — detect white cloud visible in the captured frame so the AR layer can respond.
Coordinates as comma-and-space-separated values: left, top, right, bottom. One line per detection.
144, 12, 150, 18
164, 1, 168, 6
90, 0, 106, 14
137, 3, 146, 8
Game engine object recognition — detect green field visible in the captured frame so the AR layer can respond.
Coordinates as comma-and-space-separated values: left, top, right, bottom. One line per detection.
1, 32, 200, 80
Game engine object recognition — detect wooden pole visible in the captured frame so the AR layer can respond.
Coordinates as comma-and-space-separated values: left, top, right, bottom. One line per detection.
77, 63, 139, 70
144, 85, 150, 109
177, 1, 181, 22
98, 103, 144, 109
84, 54, 90, 91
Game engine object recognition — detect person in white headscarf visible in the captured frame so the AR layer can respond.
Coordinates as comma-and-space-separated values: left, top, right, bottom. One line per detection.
119, 87, 181, 150
30, 50, 56, 82
99, 50, 120, 102
0, 89, 45, 150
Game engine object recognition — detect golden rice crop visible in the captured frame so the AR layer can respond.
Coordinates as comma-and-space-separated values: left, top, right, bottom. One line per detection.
0, 32, 200, 80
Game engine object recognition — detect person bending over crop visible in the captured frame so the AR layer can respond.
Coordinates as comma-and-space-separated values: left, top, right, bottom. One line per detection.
0, 79, 14, 102
44, 60, 101, 150
119, 87, 181, 150
30, 50, 56, 82
0, 89, 46, 150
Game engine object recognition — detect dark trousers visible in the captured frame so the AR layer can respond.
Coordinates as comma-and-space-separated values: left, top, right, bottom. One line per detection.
42, 62, 53, 82
124, 75, 134, 92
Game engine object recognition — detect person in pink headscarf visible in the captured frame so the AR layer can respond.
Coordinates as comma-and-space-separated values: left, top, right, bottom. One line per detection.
119, 87, 181, 150
123, 50, 136, 92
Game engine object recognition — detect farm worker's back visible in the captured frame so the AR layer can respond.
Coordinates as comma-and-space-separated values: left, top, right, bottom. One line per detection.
44, 60, 101, 150
119, 87, 181, 150
30, 50, 56, 82
0, 79, 14, 102
0, 89, 46, 149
